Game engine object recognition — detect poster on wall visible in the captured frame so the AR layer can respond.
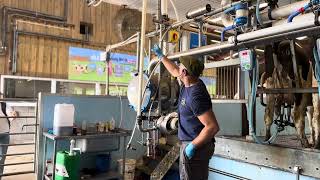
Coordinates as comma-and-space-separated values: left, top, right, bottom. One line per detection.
68, 47, 139, 83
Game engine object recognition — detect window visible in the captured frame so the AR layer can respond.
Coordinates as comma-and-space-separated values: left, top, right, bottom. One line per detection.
80, 22, 93, 36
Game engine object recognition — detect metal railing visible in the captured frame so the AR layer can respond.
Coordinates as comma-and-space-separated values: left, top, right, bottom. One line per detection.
0, 98, 38, 177
0, 75, 128, 98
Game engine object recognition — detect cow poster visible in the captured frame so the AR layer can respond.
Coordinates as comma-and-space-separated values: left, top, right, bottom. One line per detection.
68, 47, 138, 83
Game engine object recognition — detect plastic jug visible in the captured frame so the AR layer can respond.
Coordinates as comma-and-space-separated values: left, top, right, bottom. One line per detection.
53, 104, 75, 136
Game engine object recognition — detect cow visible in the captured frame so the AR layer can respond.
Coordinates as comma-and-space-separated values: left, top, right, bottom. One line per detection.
260, 39, 320, 148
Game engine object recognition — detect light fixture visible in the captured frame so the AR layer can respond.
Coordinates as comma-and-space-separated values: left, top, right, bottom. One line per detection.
255, 49, 264, 52
259, 3, 268, 8
211, 39, 220, 43
296, 36, 308, 40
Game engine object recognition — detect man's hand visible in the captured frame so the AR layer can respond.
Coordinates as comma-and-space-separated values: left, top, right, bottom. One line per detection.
185, 143, 196, 159
151, 44, 164, 60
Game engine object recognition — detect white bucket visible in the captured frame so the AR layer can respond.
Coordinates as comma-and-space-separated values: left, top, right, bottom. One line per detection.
117, 159, 136, 180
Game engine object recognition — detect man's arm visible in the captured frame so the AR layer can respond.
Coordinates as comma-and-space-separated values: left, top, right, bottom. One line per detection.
192, 109, 220, 148
161, 56, 180, 77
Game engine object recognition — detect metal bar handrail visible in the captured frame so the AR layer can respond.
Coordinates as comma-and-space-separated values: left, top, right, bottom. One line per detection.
0, 152, 34, 157
0, 143, 35, 146
0, 161, 34, 167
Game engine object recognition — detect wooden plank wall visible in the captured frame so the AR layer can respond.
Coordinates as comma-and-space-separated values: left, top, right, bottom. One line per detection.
0, 0, 154, 78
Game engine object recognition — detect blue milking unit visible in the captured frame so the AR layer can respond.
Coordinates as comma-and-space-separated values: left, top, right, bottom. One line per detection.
221, 2, 249, 42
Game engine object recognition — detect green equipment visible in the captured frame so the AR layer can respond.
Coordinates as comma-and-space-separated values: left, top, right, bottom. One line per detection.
55, 140, 80, 180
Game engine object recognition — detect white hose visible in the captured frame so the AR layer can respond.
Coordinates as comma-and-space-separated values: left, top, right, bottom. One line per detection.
106, 32, 139, 52
169, 0, 180, 21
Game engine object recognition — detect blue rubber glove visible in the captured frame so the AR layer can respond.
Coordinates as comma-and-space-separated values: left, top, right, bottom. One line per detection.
151, 44, 164, 60
184, 143, 196, 159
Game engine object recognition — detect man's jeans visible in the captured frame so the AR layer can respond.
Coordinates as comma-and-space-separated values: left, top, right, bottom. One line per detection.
0, 134, 9, 179
180, 141, 215, 180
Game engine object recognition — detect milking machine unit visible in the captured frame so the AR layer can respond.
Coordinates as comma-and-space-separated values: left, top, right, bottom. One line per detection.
221, 1, 249, 42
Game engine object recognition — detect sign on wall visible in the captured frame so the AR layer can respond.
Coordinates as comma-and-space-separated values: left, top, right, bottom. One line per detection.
190, 32, 207, 49
68, 47, 139, 83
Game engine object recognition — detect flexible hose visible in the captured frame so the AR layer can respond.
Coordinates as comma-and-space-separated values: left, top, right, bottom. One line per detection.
313, 46, 320, 97
126, 60, 161, 149
221, 25, 236, 42
256, 0, 264, 27
169, 0, 180, 22
248, 51, 279, 144
288, 3, 311, 23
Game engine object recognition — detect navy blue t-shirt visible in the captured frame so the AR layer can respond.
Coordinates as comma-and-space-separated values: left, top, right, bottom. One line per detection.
178, 79, 212, 141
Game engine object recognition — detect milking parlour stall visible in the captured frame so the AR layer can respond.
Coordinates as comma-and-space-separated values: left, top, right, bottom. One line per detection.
93, 0, 320, 179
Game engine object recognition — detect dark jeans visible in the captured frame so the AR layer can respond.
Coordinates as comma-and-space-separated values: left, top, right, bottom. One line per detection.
0, 134, 9, 179
180, 141, 215, 180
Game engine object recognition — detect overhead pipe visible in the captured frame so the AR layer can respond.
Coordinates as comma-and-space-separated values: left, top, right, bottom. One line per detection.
228, 14, 320, 43
260, 0, 309, 22
167, 22, 320, 60
12, 30, 108, 74
1, 1, 69, 54
221, 1, 248, 42
106, 1, 239, 52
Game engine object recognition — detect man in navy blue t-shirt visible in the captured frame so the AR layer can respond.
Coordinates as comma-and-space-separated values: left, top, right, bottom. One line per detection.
152, 45, 220, 180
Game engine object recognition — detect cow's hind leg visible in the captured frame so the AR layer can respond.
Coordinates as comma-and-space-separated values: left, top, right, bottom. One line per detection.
293, 96, 310, 148
264, 95, 275, 141
307, 106, 314, 146
312, 93, 320, 149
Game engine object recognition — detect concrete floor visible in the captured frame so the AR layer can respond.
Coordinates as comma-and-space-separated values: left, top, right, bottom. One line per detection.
2, 145, 36, 180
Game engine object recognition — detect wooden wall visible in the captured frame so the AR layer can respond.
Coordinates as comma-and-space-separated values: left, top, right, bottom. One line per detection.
0, 0, 154, 78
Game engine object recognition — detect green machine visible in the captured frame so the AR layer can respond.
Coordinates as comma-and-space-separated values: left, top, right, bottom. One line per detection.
55, 140, 80, 180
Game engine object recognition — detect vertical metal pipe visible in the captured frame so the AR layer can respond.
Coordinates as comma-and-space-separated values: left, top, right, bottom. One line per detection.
137, 0, 148, 118
12, 23, 18, 73
136, 32, 141, 70
218, 68, 220, 97
106, 59, 110, 95
52, 141, 57, 180
237, 67, 240, 99
0, 76, 4, 97
33, 100, 38, 173
223, 67, 226, 98
232, 67, 235, 98
227, 66, 230, 98
147, 131, 152, 157
148, 38, 152, 62
122, 137, 127, 178
198, 21, 203, 47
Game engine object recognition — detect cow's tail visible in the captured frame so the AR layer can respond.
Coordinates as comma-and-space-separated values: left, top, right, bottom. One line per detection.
260, 72, 267, 87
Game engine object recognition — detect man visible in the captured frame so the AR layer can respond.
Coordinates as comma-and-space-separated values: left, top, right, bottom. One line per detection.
0, 102, 14, 178
152, 45, 220, 180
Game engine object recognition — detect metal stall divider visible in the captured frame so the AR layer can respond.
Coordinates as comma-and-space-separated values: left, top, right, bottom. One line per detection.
0, 98, 38, 178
